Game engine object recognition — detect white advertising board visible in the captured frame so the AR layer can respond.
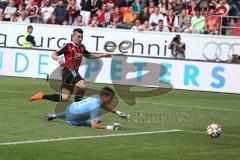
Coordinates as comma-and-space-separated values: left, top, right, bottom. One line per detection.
0, 47, 240, 94
0, 22, 240, 61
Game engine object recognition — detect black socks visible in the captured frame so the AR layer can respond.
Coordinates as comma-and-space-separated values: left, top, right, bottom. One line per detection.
43, 94, 62, 102
74, 89, 86, 102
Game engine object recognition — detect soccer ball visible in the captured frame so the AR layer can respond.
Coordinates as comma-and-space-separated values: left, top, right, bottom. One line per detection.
207, 123, 222, 138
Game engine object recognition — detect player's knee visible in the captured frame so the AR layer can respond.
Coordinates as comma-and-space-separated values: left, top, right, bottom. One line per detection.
61, 94, 71, 101
76, 83, 86, 90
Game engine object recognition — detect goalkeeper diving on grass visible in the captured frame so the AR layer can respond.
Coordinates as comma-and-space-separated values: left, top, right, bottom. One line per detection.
31, 87, 130, 130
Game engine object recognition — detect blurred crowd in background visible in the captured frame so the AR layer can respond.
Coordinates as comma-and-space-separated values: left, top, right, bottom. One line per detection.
0, 0, 239, 35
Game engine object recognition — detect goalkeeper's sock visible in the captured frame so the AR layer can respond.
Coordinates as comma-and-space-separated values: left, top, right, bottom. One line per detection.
48, 112, 66, 121
43, 94, 62, 102
74, 88, 86, 102
54, 112, 66, 118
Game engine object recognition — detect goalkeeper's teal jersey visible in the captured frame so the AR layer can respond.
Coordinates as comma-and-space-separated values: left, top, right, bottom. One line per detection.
66, 95, 102, 125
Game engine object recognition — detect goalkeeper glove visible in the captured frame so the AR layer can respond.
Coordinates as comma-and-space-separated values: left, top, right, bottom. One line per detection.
116, 110, 131, 120
106, 123, 121, 130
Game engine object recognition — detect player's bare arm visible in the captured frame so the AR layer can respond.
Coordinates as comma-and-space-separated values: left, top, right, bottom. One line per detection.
87, 53, 112, 59
91, 120, 106, 129
91, 119, 121, 130
102, 105, 131, 120
51, 51, 64, 65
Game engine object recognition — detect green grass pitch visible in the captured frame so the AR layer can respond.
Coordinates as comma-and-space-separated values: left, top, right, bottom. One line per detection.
0, 76, 240, 160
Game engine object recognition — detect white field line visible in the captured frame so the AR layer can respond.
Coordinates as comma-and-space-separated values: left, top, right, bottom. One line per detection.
0, 90, 239, 112
0, 129, 183, 146
182, 130, 240, 138
133, 100, 240, 112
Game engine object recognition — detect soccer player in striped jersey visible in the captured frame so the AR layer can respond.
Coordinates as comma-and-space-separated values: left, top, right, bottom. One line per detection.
30, 28, 111, 103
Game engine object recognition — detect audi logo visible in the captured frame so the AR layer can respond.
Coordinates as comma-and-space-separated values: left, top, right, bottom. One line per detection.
202, 42, 240, 62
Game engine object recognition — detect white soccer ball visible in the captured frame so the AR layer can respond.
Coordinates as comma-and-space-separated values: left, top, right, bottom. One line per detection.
207, 123, 222, 138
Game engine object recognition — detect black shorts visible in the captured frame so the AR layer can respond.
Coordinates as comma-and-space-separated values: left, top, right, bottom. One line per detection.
61, 68, 84, 93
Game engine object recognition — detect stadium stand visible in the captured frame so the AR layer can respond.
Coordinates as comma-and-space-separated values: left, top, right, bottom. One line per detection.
230, 18, 240, 36
0, 0, 239, 36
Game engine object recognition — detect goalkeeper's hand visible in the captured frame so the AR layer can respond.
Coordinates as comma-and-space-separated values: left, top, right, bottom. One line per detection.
113, 123, 121, 130
106, 123, 121, 130
116, 110, 131, 121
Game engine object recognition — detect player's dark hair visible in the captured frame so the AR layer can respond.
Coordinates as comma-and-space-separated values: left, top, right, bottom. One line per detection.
173, 34, 181, 42
73, 28, 83, 34
100, 87, 115, 97
27, 25, 33, 30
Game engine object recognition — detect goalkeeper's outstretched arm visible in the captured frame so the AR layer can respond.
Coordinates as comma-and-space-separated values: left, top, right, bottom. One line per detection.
102, 105, 131, 120
91, 120, 121, 130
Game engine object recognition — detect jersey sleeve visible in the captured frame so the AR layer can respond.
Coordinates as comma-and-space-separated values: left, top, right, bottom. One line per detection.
82, 45, 91, 58
90, 108, 101, 120
56, 44, 68, 56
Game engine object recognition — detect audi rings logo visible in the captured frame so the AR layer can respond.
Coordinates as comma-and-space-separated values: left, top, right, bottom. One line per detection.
202, 42, 240, 62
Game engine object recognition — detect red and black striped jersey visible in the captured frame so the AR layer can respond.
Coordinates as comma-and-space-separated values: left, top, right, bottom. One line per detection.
56, 42, 91, 70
